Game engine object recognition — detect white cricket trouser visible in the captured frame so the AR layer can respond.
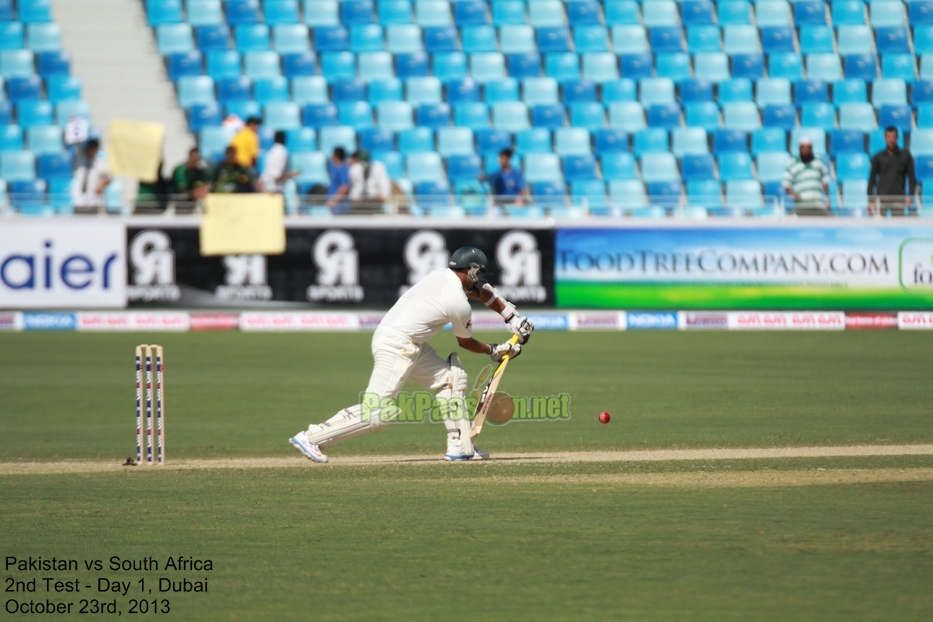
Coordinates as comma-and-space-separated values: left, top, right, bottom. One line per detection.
365, 327, 451, 398
305, 327, 471, 450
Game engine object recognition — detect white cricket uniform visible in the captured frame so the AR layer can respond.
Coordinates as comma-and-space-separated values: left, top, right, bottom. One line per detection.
306, 268, 477, 450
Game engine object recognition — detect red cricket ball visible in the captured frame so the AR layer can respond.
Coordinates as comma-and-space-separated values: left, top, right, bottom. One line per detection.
599, 411, 611, 424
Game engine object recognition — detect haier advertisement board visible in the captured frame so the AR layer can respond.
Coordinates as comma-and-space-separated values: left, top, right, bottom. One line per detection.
0, 222, 126, 309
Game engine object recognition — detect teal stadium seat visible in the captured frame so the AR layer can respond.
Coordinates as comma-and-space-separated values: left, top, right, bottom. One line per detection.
26, 23, 61, 52
187, 0, 223, 27
605, 1, 640, 27
264, 0, 299, 25
609, 102, 645, 132
292, 76, 328, 105
437, 127, 474, 156
756, 1, 791, 28
320, 125, 357, 154
611, 26, 648, 55
500, 26, 535, 55
528, 1, 564, 28
672, 127, 708, 158
416, 0, 452, 27
147, 0, 183, 26
642, 0, 679, 28
718, 0, 751, 26
274, 25, 310, 53
516, 128, 551, 154
304, 0, 338, 26
0, 151, 36, 181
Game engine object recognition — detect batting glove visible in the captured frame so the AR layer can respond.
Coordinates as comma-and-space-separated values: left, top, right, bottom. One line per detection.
505, 314, 534, 344
489, 342, 521, 363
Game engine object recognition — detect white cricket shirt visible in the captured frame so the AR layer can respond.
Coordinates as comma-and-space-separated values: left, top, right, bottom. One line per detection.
260, 143, 288, 193
378, 269, 473, 344
72, 157, 110, 209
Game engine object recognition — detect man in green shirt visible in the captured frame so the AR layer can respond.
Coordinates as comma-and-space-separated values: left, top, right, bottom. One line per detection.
211, 147, 259, 194
171, 148, 210, 211
782, 136, 831, 217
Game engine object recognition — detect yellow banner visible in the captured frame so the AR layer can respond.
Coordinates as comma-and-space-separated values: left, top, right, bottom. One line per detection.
106, 119, 165, 182
200, 193, 286, 256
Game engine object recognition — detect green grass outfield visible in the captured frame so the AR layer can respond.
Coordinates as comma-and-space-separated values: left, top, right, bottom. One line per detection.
2, 331, 932, 620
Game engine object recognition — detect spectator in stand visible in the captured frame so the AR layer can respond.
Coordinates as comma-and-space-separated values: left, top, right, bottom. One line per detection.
260, 131, 299, 194
348, 149, 391, 213
326, 146, 351, 214
135, 161, 169, 213
172, 148, 210, 210
783, 137, 830, 217
72, 138, 112, 215
211, 146, 259, 193
230, 116, 261, 169
481, 148, 525, 206
868, 126, 917, 217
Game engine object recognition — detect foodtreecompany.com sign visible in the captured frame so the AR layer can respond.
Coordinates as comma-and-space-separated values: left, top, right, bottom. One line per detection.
555, 226, 933, 310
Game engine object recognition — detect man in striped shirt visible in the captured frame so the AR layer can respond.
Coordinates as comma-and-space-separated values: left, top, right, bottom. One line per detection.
783, 137, 831, 216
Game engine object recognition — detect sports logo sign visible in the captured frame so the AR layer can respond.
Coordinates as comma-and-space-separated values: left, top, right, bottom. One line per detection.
308, 230, 364, 302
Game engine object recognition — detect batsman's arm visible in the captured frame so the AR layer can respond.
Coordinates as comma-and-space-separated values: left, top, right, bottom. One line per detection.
456, 336, 493, 355
467, 283, 534, 343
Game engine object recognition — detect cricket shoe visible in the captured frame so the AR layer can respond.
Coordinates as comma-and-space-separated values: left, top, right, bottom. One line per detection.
289, 433, 328, 463
444, 439, 490, 461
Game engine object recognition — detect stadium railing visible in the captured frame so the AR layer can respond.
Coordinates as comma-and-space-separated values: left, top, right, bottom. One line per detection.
3, 194, 932, 219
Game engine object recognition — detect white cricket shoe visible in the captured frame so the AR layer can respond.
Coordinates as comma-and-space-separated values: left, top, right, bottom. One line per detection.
289, 432, 328, 463
445, 439, 490, 461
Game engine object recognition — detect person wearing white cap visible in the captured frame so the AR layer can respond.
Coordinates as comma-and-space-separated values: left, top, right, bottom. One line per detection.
783, 136, 831, 216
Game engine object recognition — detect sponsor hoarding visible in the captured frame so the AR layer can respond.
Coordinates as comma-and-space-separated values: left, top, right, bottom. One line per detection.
76, 312, 190, 331
681, 312, 729, 329
555, 226, 933, 310
569, 312, 625, 330
23, 312, 76, 331
239, 312, 359, 331
626, 311, 679, 330
127, 226, 554, 309
0, 312, 21, 331
5, 309, 931, 331
844, 312, 898, 329
898, 311, 933, 329
190, 313, 240, 331
0, 221, 126, 309
444, 312, 569, 331
727, 312, 846, 330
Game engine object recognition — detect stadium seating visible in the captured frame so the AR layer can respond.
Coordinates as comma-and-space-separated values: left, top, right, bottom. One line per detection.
0, 1, 99, 214
112, 0, 933, 216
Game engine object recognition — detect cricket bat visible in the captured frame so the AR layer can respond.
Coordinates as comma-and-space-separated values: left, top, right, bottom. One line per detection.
470, 334, 520, 439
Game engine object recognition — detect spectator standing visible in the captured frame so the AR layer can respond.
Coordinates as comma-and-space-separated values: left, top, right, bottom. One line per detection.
326, 146, 350, 214
72, 138, 111, 214
260, 131, 299, 194
348, 149, 391, 213
868, 126, 917, 217
783, 137, 831, 216
171, 148, 210, 211
481, 148, 526, 206
211, 146, 259, 193
230, 116, 261, 169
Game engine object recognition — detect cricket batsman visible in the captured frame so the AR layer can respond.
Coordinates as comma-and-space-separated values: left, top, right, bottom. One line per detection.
289, 246, 534, 462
